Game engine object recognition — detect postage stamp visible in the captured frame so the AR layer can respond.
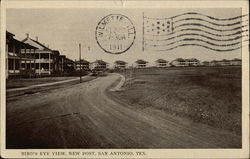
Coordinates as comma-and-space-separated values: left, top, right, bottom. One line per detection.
95, 14, 136, 54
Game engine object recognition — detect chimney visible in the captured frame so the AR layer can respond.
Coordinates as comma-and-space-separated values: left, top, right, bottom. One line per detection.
35, 36, 38, 41
26, 33, 29, 39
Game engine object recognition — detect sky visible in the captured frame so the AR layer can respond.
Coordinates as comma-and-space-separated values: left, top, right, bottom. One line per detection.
6, 8, 243, 66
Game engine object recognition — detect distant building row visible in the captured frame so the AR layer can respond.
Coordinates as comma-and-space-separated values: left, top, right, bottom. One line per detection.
201, 59, 242, 66
133, 58, 242, 68
75, 58, 241, 71
6, 31, 241, 79
132, 58, 200, 68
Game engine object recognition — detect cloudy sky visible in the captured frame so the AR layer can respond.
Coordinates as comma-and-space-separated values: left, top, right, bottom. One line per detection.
6, 8, 242, 66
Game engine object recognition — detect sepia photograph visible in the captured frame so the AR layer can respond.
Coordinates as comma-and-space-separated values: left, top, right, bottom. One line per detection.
0, 0, 249, 158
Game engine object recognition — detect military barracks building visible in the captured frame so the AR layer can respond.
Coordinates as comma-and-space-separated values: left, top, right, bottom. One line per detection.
6, 31, 38, 79
6, 31, 74, 78
22, 33, 58, 75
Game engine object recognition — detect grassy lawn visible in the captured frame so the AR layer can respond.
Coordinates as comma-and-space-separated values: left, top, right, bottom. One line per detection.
6, 75, 97, 99
114, 66, 241, 135
6, 76, 79, 89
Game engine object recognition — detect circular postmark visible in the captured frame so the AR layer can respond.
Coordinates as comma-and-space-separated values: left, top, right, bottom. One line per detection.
95, 14, 136, 54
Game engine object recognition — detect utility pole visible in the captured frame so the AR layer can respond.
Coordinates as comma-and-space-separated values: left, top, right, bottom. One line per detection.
142, 12, 145, 52
29, 48, 31, 78
130, 64, 133, 78
130, 64, 133, 87
79, 43, 82, 83
62, 57, 64, 76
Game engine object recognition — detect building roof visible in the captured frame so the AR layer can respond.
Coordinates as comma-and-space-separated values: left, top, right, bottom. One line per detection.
221, 59, 230, 62
92, 60, 108, 64
6, 31, 15, 38
231, 58, 241, 61
58, 55, 74, 63
76, 59, 90, 64
53, 50, 60, 56
22, 36, 52, 51
135, 59, 148, 64
6, 31, 38, 49
173, 58, 185, 62
31, 39, 51, 51
65, 58, 74, 64
59, 55, 66, 59
156, 59, 168, 63
173, 58, 200, 62
114, 60, 127, 65
210, 60, 219, 63
13, 39, 38, 49
188, 58, 199, 62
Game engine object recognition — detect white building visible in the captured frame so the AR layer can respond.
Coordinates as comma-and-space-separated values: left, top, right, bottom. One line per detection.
75, 59, 90, 71
230, 58, 242, 66
171, 58, 186, 67
155, 59, 168, 68
22, 34, 55, 75
171, 58, 200, 67
114, 60, 127, 69
90, 60, 109, 70
201, 61, 210, 66
135, 59, 148, 68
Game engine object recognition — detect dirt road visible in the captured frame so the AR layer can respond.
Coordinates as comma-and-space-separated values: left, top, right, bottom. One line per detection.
6, 73, 241, 148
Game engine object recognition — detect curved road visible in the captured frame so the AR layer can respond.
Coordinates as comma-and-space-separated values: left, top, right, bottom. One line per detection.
6, 74, 241, 148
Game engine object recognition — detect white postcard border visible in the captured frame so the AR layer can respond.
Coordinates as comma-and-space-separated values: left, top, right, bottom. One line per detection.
1, 1, 249, 158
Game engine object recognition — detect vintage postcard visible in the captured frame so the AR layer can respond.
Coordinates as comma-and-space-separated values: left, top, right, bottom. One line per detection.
0, 0, 249, 158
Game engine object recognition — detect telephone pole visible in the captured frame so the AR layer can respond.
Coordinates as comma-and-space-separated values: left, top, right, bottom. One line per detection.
79, 43, 82, 83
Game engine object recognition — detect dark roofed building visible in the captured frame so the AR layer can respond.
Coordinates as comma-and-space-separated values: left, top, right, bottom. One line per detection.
64, 58, 75, 72
155, 59, 168, 68
135, 59, 148, 68
171, 58, 200, 66
230, 58, 241, 66
75, 59, 90, 71
114, 60, 127, 69
218, 59, 231, 66
58, 55, 66, 72
6, 31, 38, 78
210, 60, 220, 66
171, 58, 186, 66
90, 60, 109, 70
201, 61, 210, 66
187, 58, 200, 66
52, 50, 61, 73
22, 33, 55, 75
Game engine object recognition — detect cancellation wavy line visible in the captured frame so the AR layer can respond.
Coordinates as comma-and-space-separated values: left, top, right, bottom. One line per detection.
145, 29, 248, 37
172, 21, 248, 31
174, 19, 248, 28
145, 33, 248, 42
172, 14, 249, 25
145, 17, 247, 27
174, 23, 248, 32
144, 12, 248, 21
173, 18, 247, 27
145, 38, 243, 47
145, 43, 242, 52
172, 20, 249, 32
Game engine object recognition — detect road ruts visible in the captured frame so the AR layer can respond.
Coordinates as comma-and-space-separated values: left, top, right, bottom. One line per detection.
6, 74, 241, 148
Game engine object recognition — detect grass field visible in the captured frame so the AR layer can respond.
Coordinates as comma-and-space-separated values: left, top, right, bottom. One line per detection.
6, 76, 97, 99
6, 76, 78, 89
114, 66, 241, 135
